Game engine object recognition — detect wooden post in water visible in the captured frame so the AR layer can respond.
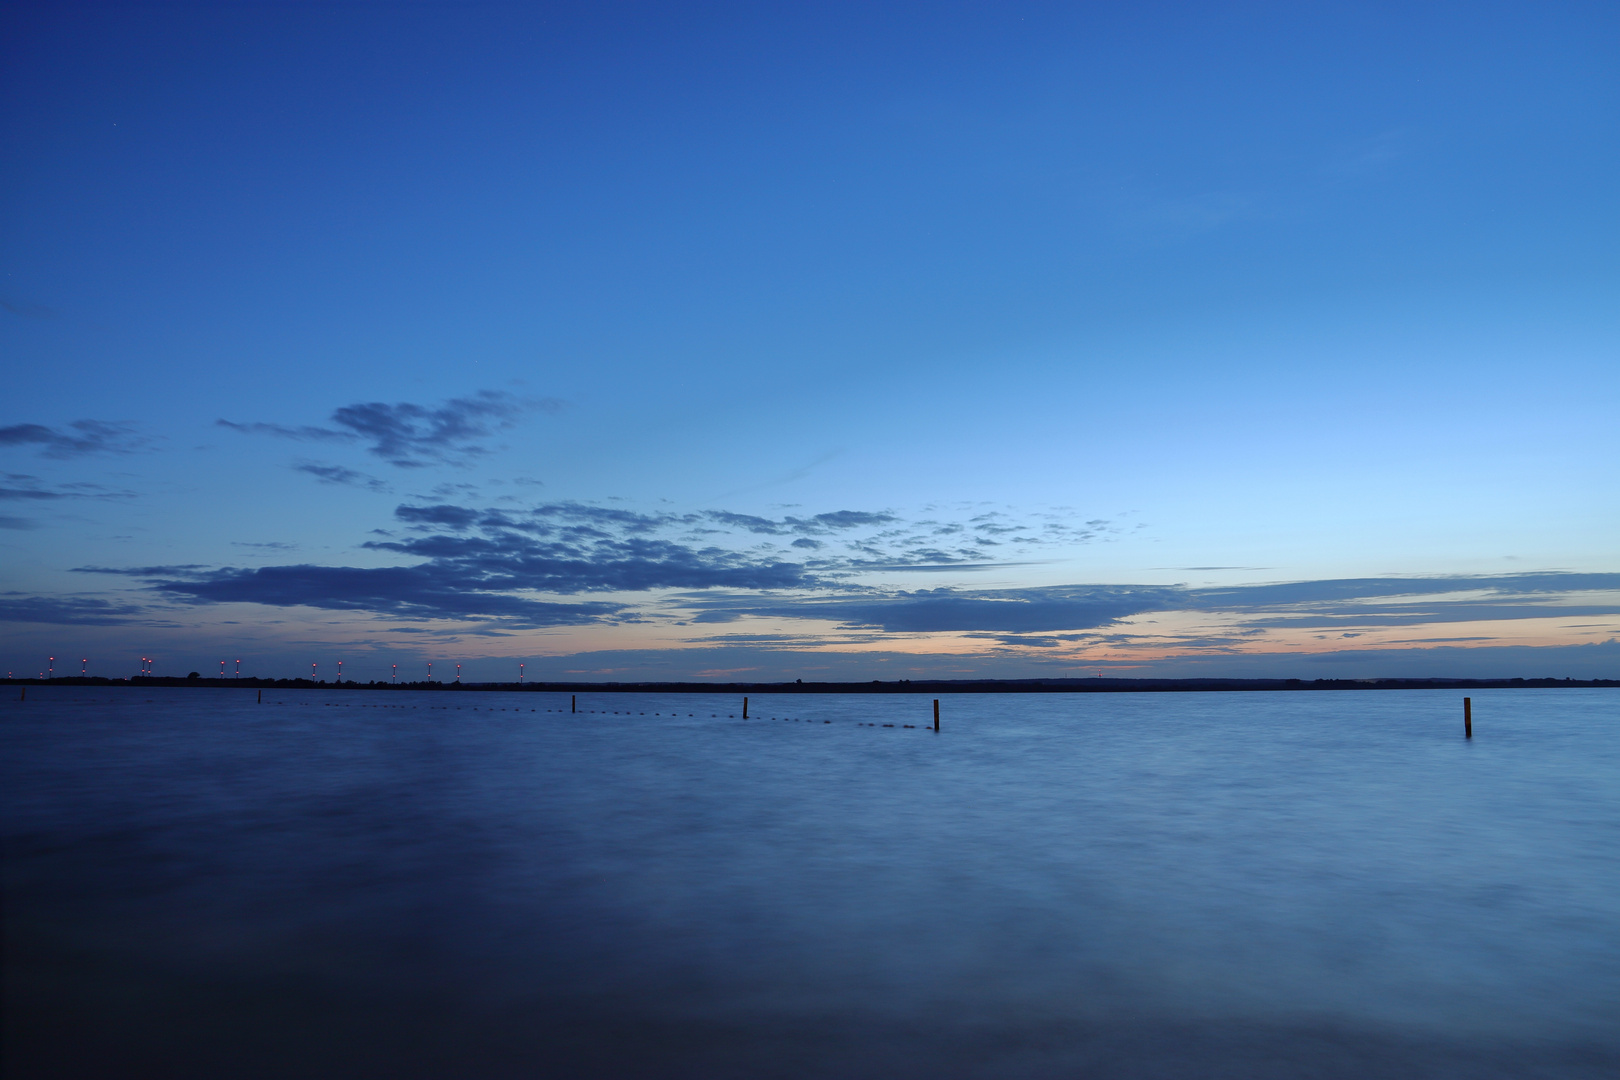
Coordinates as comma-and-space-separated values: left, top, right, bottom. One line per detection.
1464, 697, 1472, 738
571, 694, 576, 714
257, 689, 262, 704
743, 696, 749, 719
933, 699, 939, 732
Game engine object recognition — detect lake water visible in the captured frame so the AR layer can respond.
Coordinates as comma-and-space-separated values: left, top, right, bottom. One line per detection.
3, 686, 1618, 1078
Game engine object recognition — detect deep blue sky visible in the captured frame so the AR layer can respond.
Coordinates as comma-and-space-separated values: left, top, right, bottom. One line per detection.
3, 1, 1617, 681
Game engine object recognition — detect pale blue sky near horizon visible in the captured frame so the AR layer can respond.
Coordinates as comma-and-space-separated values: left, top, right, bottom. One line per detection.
2, 1, 1617, 680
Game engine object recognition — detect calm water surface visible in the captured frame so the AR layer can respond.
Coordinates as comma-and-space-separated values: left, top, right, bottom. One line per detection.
4, 686, 1618, 1078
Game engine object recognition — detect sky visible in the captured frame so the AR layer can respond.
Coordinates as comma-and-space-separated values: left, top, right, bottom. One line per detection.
2, 0, 1617, 682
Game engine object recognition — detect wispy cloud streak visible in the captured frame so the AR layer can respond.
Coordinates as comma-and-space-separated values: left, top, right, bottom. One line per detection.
0, 420, 149, 458
81, 564, 624, 628
219, 390, 558, 468
0, 594, 148, 625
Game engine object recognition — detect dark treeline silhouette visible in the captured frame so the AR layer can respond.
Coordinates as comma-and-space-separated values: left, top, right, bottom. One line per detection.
6, 675, 1617, 692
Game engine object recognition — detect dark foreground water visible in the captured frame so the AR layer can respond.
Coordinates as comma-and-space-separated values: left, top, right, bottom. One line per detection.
3, 686, 1618, 1078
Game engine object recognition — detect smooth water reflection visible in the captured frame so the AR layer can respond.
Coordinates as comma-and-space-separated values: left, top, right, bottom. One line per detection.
4, 687, 1618, 1077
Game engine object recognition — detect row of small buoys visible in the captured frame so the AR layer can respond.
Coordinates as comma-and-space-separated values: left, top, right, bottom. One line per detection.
248, 696, 948, 731
744, 698, 941, 731
286, 695, 1483, 740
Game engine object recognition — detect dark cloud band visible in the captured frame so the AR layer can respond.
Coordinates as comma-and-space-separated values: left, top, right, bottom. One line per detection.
136, 564, 623, 628
66, 487, 1620, 640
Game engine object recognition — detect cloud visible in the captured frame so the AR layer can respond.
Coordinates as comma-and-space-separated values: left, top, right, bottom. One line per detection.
215, 420, 350, 442
523, 502, 685, 535
699, 509, 899, 536
672, 572, 1620, 638
963, 632, 1102, 649
401, 501, 914, 546
809, 510, 895, 529
294, 462, 390, 491
0, 298, 54, 318
394, 503, 484, 529
70, 479, 1617, 646
686, 585, 1183, 633
1182, 573, 1620, 629
1186, 574, 1620, 609
75, 564, 210, 576
844, 559, 1020, 573
1241, 606, 1620, 629
363, 529, 813, 593
332, 391, 542, 467
0, 420, 149, 458
104, 563, 625, 628
0, 515, 37, 530
220, 390, 556, 469
69, 496, 918, 626
0, 477, 139, 503
0, 594, 146, 625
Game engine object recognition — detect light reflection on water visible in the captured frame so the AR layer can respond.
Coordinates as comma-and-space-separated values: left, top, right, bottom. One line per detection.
4, 686, 1618, 1078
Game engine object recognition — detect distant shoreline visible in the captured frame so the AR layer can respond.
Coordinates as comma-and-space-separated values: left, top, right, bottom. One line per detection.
6, 676, 1617, 693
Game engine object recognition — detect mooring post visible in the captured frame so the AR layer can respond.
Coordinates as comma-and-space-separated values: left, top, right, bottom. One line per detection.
933, 699, 939, 732
1464, 697, 1472, 739
743, 696, 749, 719
18, 687, 24, 702
257, 689, 262, 704
571, 694, 576, 714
